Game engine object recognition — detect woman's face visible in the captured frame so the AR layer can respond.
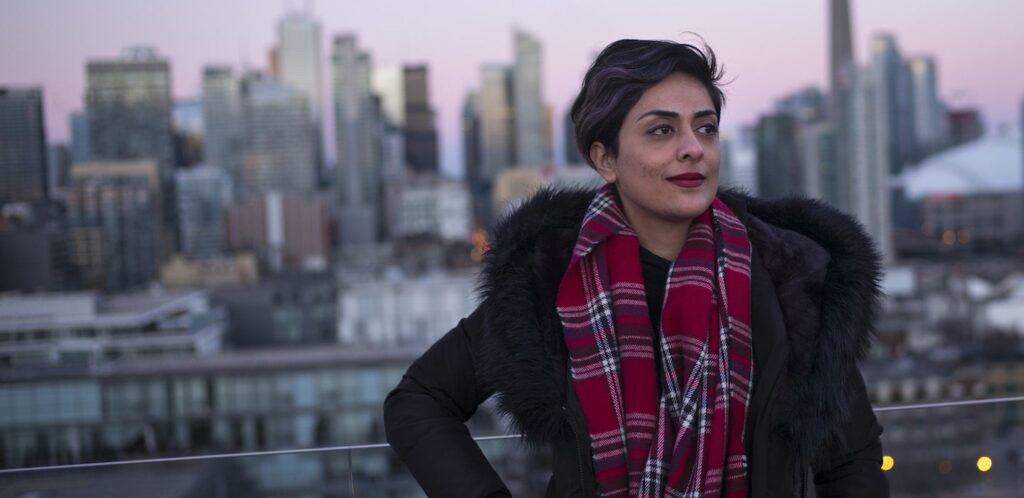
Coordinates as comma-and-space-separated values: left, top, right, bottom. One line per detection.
591, 72, 720, 230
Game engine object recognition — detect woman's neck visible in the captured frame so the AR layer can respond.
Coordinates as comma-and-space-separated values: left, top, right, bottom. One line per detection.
623, 207, 691, 262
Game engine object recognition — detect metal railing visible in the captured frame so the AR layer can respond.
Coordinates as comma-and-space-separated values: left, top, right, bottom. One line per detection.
1, 395, 1022, 496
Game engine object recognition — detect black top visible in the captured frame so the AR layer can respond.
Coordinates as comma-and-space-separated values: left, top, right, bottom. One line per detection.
639, 245, 672, 394
639, 245, 672, 329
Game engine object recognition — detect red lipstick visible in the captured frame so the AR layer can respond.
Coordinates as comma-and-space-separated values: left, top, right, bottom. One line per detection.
666, 173, 705, 188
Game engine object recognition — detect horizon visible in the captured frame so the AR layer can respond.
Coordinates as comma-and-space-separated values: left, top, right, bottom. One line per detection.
2, 0, 1022, 177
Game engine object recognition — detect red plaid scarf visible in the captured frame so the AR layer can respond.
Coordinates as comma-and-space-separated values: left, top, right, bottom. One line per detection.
556, 185, 753, 498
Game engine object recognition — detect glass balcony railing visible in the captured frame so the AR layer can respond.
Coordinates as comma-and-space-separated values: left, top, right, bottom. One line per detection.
0, 396, 1021, 498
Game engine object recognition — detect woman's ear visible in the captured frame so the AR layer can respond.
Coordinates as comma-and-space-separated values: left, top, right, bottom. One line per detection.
589, 142, 617, 183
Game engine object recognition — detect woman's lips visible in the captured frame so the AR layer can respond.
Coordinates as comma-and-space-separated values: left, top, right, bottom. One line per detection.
666, 173, 705, 188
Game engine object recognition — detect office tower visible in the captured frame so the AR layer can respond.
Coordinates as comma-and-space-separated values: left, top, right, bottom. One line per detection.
513, 29, 548, 167
564, 107, 584, 165
85, 47, 176, 252
829, 0, 855, 213
850, 65, 894, 263
403, 65, 439, 174
47, 144, 71, 197
202, 66, 243, 189
462, 91, 489, 229
225, 192, 331, 272
176, 165, 233, 259
480, 65, 515, 179
278, 13, 322, 121
372, 66, 405, 127
172, 98, 204, 167
332, 34, 381, 246
70, 111, 92, 163
909, 57, 946, 156
277, 11, 324, 172
238, 72, 317, 196
67, 160, 162, 292
870, 34, 916, 174
0, 88, 48, 204
771, 86, 836, 201
754, 113, 804, 199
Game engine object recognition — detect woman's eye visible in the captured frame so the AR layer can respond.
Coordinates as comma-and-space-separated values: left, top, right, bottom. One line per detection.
698, 123, 719, 135
648, 125, 673, 136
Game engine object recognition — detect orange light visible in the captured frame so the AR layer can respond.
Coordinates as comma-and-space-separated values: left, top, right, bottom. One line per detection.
881, 455, 894, 471
977, 456, 992, 472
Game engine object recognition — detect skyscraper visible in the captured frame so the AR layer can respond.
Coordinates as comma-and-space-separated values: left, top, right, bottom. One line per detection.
332, 34, 381, 246
277, 11, 324, 172
480, 65, 515, 179
850, 63, 895, 263
202, 66, 243, 189
238, 72, 317, 196
70, 111, 91, 163
829, 0, 855, 213
0, 88, 48, 204
86, 47, 176, 252
513, 29, 548, 167
403, 65, 439, 174
870, 34, 916, 174
67, 160, 162, 292
176, 165, 233, 259
755, 113, 804, 200
909, 57, 945, 157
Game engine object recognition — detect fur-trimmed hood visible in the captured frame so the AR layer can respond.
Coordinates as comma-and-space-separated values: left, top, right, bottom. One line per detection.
475, 187, 883, 466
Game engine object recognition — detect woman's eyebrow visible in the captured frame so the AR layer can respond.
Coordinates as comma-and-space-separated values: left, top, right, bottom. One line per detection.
635, 109, 678, 122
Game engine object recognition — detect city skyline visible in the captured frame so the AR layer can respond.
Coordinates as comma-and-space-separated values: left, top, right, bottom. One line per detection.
2, 0, 1022, 178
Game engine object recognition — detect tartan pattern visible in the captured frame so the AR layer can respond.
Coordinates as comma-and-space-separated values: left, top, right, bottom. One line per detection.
556, 185, 753, 498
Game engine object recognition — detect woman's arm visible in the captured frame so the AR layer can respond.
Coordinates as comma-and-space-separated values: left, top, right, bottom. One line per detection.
812, 367, 890, 497
383, 306, 512, 497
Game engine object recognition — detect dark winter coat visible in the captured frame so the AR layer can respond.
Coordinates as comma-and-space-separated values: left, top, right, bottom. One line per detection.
384, 188, 890, 498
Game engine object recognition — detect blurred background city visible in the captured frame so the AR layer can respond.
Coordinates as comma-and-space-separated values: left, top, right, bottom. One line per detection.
0, 0, 1022, 496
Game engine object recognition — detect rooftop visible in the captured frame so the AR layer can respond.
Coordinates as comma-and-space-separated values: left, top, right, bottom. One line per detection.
902, 128, 1023, 200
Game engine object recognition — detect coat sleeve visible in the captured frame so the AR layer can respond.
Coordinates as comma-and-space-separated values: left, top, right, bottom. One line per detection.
383, 305, 511, 497
812, 367, 890, 497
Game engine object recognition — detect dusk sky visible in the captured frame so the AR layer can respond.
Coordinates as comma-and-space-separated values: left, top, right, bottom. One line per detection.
2, 0, 1022, 176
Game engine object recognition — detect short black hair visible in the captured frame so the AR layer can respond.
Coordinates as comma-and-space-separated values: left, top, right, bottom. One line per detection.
570, 39, 725, 168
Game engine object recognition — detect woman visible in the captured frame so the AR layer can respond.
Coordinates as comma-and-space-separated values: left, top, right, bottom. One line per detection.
384, 38, 888, 498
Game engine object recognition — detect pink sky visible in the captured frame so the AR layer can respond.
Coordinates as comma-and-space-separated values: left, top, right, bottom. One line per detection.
2, 0, 1022, 176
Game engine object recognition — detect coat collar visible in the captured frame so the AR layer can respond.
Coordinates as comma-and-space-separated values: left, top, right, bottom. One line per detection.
476, 187, 883, 462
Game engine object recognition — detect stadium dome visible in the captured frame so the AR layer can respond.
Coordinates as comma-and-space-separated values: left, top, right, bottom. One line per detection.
902, 128, 1022, 200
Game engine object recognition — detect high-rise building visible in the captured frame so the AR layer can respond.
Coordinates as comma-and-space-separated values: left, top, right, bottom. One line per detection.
754, 113, 804, 199
870, 34, 916, 174
403, 65, 439, 174
202, 66, 243, 189
0, 88, 48, 204
277, 12, 323, 124
67, 160, 162, 292
462, 91, 490, 229
909, 57, 946, 156
277, 11, 324, 173
372, 66, 405, 127
513, 29, 548, 167
85, 47, 176, 252
850, 64, 895, 263
70, 111, 91, 163
46, 144, 71, 198
829, 0, 856, 213
172, 98, 204, 167
480, 65, 515, 179
238, 72, 317, 196
176, 165, 233, 259
225, 192, 331, 273
332, 35, 381, 246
